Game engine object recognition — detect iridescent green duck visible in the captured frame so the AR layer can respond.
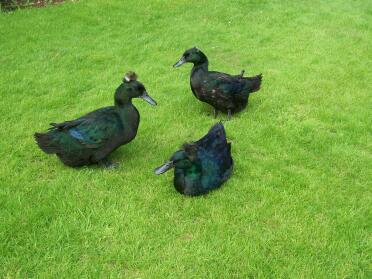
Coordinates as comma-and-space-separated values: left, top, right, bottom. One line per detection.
34, 72, 157, 168
155, 123, 233, 196
174, 47, 262, 119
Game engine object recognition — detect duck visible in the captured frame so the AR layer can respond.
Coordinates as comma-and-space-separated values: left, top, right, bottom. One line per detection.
154, 123, 233, 196
34, 72, 157, 168
173, 47, 262, 120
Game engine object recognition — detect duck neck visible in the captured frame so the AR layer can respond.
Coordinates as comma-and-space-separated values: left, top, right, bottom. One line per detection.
192, 59, 209, 73
114, 96, 140, 132
114, 95, 132, 107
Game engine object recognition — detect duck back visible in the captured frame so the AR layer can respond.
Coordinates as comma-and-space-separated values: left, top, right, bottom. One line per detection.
191, 69, 262, 112
197, 123, 233, 187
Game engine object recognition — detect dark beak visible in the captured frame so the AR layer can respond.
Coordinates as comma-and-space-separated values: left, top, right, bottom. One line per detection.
173, 56, 186, 68
154, 161, 174, 175
141, 91, 157, 106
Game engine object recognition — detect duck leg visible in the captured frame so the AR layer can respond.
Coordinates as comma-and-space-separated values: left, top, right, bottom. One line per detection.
213, 108, 219, 118
98, 158, 119, 169
227, 109, 232, 121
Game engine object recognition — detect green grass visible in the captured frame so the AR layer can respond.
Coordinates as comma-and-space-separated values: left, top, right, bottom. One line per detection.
0, 0, 371, 277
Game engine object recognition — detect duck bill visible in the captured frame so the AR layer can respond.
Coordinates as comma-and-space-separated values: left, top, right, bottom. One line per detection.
173, 57, 186, 68
154, 161, 174, 175
141, 91, 157, 106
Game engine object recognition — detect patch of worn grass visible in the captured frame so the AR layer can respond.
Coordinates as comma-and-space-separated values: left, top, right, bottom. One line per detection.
0, 0, 371, 277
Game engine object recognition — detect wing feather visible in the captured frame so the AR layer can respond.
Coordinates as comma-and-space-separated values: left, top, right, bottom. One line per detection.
50, 107, 121, 149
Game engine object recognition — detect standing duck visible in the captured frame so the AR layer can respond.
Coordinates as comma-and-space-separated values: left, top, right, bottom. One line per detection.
173, 47, 262, 119
155, 123, 233, 196
34, 72, 157, 168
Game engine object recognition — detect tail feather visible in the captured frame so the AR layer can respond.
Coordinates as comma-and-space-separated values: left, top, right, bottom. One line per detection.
245, 73, 262, 93
34, 132, 60, 154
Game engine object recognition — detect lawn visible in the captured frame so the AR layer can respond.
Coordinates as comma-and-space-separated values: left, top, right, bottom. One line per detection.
0, 0, 371, 278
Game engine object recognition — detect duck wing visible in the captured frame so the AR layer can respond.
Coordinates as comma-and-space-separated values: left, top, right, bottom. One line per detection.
201, 71, 262, 101
49, 107, 121, 149
196, 123, 233, 174
197, 142, 233, 190
203, 71, 247, 98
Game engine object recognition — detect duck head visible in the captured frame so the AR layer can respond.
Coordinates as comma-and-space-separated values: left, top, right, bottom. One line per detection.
173, 47, 208, 67
154, 143, 198, 175
115, 72, 157, 106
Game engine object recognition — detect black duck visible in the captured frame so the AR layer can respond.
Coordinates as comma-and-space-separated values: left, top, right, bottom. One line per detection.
35, 72, 157, 168
155, 123, 233, 196
174, 47, 262, 119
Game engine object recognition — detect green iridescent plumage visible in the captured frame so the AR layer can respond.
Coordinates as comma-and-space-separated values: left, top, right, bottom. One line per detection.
174, 47, 262, 119
155, 123, 233, 196
34, 72, 157, 168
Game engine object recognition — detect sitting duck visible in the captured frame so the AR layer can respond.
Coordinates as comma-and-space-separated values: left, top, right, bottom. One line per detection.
34, 72, 157, 168
155, 123, 233, 196
173, 47, 262, 119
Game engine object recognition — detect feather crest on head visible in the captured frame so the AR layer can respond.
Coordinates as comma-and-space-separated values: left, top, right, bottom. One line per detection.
123, 71, 138, 83
182, 142, 198, 160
